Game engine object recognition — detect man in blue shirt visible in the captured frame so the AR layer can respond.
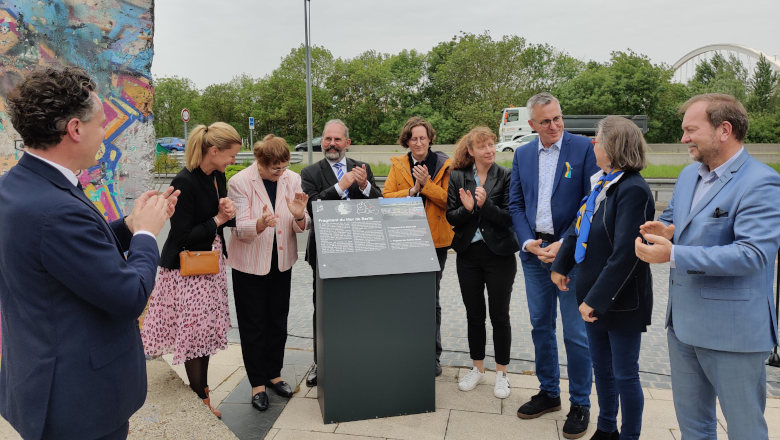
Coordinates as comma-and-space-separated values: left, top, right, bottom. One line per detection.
508, 92, 599, 439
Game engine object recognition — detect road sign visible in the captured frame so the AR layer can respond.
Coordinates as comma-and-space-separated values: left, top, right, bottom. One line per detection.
249, 117, 255, 130
181, 108, 190, 122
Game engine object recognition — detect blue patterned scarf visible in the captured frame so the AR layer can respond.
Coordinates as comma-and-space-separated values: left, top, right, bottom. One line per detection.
574, 169, 624, 263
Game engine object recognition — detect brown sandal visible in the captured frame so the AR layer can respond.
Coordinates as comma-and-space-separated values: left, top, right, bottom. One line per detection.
203, 387, 222, 418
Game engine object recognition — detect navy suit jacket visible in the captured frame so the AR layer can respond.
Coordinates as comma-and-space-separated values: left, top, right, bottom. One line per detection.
508, 131, 599, 261
0, 154, 159, 439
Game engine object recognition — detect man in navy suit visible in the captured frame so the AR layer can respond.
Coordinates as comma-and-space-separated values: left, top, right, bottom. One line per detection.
0, 67, 178, 440
508, 92, 599, 439
638, 94, 780, 440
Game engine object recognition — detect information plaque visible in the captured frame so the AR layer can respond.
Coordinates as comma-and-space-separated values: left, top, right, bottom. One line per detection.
313, 198, 441, 279
312, 197, 438, 423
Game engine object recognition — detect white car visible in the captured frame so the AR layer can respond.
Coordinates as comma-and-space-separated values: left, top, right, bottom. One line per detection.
495, 133, 539, 152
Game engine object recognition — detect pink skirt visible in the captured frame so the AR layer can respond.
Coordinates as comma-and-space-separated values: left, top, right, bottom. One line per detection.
141, 236, 230, 365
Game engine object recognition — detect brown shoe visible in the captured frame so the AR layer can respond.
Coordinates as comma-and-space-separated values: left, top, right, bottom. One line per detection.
203, 387, 222, 418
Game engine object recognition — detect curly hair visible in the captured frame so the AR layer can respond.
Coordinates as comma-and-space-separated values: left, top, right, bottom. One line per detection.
7, 67, 99, 150
450, 127, 496, 170
397, 116, 436, 148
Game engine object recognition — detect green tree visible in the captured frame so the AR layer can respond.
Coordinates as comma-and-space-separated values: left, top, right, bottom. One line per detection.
747, 55, 779, 113
151, 76, 201, 139
429, 32, 580, 136
328, 50, 394, 144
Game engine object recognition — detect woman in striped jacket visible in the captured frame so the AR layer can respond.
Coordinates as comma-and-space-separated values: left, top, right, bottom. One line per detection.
227, 134, 311, 411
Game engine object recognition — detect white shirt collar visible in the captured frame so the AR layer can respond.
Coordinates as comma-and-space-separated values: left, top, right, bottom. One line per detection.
24, 151, 79, 187
327, 157, 347, 169
538, 136, 563, 152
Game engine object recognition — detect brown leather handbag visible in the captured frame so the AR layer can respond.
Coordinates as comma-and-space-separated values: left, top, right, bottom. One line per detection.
179, 250, 220, 276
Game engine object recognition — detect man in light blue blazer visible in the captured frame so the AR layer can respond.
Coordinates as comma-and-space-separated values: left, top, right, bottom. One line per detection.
637, 94, 780, 440
508, 92, 599, 439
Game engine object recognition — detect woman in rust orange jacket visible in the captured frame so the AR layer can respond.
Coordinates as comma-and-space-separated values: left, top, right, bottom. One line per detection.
382, 116, 453, 377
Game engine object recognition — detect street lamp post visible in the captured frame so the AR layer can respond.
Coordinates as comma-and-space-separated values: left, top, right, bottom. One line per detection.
304, 0, 313, 165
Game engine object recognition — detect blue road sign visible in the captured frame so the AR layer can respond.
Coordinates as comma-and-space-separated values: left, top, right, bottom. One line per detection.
249, 117, 255, 130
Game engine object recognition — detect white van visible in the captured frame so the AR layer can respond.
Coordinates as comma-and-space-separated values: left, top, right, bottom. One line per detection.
499, 107, 533, 142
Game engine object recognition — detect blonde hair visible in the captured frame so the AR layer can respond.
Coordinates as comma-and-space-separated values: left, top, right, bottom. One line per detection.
597, 116, 647, 172
254, 134, 291, 167
184, 122, 241, 171
451, 127, 496, 170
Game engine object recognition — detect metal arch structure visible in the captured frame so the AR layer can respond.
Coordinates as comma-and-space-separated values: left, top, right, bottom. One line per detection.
673, 44, 780, 73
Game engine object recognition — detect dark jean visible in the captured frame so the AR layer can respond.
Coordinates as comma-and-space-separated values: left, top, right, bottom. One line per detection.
434, 247, 449, 361
521, 244, 592, 407
455, 241, 516, 365
586, 325, 643, 439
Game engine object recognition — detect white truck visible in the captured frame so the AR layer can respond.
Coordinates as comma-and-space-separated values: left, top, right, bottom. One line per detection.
498, 107, 648, 143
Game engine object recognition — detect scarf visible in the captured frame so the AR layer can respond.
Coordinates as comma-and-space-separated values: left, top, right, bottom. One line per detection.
574, 169, 624, 263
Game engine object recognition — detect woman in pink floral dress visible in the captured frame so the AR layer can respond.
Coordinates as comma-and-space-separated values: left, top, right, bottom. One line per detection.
141, 122, 241, 418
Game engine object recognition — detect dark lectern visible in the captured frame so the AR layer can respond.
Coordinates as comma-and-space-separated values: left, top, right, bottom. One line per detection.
312, 198, 440, 423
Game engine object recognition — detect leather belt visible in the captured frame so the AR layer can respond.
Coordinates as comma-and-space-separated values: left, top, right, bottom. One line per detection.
535, 232, 556, 242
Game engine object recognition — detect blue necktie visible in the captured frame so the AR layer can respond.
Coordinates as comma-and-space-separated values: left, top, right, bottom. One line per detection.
334, 163, 349, 199
574, 169, 623, 263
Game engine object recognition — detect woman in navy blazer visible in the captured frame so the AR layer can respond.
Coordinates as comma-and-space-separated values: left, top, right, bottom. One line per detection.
551, 116, 655, 440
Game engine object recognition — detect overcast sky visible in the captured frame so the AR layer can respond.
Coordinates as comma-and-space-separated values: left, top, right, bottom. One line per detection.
152, 0, 780, 89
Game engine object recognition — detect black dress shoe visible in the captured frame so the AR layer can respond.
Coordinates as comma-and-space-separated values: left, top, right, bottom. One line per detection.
266, 380, 293, 397
251, 391, 269, 411
435, 360, 443, 377
306, 364, 318, 387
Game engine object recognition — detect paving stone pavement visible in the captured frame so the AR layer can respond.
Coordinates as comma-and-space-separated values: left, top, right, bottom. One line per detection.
224, 251, 780, 398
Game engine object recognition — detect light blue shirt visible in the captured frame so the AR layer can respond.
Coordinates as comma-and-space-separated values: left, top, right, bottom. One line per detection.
328, 157, 373, 199
670, 147, 744, 267
521, 136, 563, 252
471, 165, 484, 244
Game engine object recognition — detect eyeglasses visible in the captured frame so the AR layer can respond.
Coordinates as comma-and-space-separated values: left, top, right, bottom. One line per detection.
409, 136, 428, 144
531, 116, 563, 128
590, 140, 600, 144
270, 165, 290, 173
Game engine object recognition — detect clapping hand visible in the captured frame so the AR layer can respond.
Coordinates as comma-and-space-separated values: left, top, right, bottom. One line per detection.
474, 186, 487, 208
286, 192, 309, 221
459, 188, 475, 212
639, 221, 674, 241
412, 165, 430, 189
257, 205, 277, 232
217, 197, 235, 224
338, 170, 357, 191
352, 164, 368, 190
126, 186, 180, 233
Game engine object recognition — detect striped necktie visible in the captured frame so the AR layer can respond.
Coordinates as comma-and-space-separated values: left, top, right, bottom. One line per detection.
334, 163, 349, 199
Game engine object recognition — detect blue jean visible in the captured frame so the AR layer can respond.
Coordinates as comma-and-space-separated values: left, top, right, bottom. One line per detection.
667, 326, 769, 440
521, 249, 592, 407
586, 325, 643, 439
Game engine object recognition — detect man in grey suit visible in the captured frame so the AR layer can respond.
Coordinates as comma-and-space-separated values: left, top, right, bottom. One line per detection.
637, 93, 780, 439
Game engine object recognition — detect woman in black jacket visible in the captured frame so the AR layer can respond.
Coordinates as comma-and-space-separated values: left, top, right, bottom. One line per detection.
551, 116, 654, 440
141, 122, 241, 418
446, 127, 520, 399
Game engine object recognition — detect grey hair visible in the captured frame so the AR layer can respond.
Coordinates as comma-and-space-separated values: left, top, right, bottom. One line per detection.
526, 92, 561, 120
54, 92, 102, 132
323, 119, 350, 140
597, 116, 647, 172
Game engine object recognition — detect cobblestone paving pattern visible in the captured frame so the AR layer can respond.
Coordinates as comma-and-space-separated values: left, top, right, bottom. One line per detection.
226, 253, 780, 397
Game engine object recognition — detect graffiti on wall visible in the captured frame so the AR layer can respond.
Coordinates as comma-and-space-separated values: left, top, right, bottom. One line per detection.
0, 0, 155, 220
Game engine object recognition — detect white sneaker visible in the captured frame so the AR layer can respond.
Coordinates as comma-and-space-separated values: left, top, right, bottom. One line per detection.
494, 371, 511, 398
458, 367, 486, 391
